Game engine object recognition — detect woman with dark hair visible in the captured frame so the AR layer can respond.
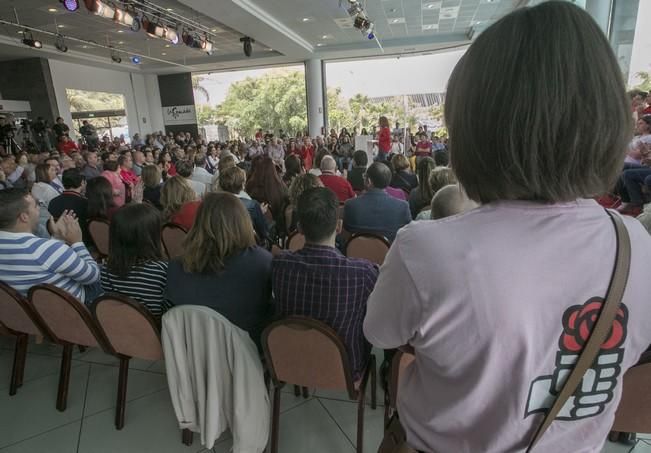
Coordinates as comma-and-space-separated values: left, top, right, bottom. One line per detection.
100, 203, 170, 317
283, 154, 303, 186
86, 176, 118, 220
165, 192, 272, 344
158, 150, 176, 180
245, 156, 288, 222
364, 3, 651, 451
408, 156, 436, 218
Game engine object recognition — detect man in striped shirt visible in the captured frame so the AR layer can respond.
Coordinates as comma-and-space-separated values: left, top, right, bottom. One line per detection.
0, 189, 100, 303
272, 187, 378, 378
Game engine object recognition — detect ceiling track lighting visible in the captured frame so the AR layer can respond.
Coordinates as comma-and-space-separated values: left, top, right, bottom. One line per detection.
344, 0, 377, 40
22, 30, 42, 49
55, 33, 68, 52
240, 36, 253, 57
83, 0, 115, 19
113, 7, 134, 27
60, 0, 80, 12
131, 55, 141, 64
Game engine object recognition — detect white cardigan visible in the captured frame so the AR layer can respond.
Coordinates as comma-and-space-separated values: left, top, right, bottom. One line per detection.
162, 305, 270, 452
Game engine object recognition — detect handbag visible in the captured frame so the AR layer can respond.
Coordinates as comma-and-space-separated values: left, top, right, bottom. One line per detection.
378, 210, 631, 453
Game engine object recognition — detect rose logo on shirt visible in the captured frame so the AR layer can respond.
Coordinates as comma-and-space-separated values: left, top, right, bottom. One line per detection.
525, 298, 628, 421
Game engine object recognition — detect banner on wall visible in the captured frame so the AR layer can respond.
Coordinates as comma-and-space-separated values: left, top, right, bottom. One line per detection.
162, 105, 197, 125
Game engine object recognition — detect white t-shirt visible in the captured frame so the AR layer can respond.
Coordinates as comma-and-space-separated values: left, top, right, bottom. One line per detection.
364, 199, 651, 452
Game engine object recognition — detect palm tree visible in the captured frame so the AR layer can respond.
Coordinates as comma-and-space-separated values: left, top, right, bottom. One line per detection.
192, 76, 210, 103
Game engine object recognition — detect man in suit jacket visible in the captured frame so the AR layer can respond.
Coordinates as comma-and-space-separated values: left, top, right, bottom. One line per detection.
343, 162, 411, 242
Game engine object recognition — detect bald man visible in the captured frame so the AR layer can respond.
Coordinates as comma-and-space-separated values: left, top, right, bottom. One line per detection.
319, 155, 356, 203
430, 185, 479, 220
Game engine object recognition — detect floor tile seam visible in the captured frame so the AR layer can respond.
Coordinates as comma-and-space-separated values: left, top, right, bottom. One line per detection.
81, 387, 169, 420
315, 393, 385, 408
0, 360, 88, 392
316, 397, 357, 450
0, 417, 83, 451
76, 364, 94, 453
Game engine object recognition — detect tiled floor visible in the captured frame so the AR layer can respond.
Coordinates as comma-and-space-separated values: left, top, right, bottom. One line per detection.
0, 335, 647, 453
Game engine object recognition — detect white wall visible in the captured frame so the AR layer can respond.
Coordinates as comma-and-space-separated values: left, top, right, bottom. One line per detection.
48, 59, 163, 140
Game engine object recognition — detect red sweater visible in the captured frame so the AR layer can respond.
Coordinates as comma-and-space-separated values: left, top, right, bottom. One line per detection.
378, 127, 391, 153
170, 201, 201, 231
320, 173, 356, 203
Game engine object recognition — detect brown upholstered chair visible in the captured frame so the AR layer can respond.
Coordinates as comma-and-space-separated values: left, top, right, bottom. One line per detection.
285, 230, 306, 252
91, 294, 164, 430
262, 316, 376, 453
161, 222, 188, 259
345, 233, 391, 266
88, 218, 110, 259
609, 354, 651, 441
28, 284, 111, 411
385, 350, 415, 427
0, 282, 51, 396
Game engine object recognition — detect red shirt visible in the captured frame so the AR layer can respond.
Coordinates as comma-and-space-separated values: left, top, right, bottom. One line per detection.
415, 141, 432, 157
300, 145, 315, 170
58, 140, 79, 155
378, 127, 391, 153
320, 173, 356, 203
119, 168, 139, 186
170, 200, 201, 231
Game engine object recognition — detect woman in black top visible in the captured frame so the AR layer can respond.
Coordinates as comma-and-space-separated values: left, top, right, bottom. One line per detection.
141, 164, 163, 209
165, 193, 273, 346
390, 154, 418, 194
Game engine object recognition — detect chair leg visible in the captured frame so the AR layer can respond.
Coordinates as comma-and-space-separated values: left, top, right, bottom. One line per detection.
56, 344, 73, 412
357, 391, 365, 453
115, 356, 130, 430
9, 334, 28, 396
302, 386, 309, 399
370, 355, 377, 410
293, 384, 300, 397
181, 428, 193, 446
271, 386, 281, 453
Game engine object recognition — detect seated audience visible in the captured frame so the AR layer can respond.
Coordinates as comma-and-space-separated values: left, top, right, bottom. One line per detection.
48, 168, 89, 243
0, 189, 100, 303
430, 185, 479, 220
343, 162, 411, 242
142, 164, 163, 209
286, 173, 323, 233
347, 150, 368, 192
81, 150, 102, 180
176, 159, 206, 198
319, 155, 355, 202
101, 203, 170, 317
31, 163, 61, 208
161, 176, 200, 231
283, 154, 303, 186
165, 193, 272, 345
101, 160, 126, 207
191, 154, 214, 188
219, 166, 269, 242
390, 154, 418, 194
245, 156, 288, 224
408, 157, 436, 218
415, 167, 458, 220
363, 3, 651, 452
86, 176, 118, 221
272, 187, 378, 378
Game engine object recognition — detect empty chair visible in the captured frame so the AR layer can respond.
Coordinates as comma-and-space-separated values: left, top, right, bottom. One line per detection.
161, 223, 188, 259
345, 233, 391, 266
88, 218, 110, 259
0, 282, 50, 396
609, 357, 651, 440
28, 284, 110, 411
162, 305, 269, 451
91, 294, 164, 430
385, 349, 416, 427
262, 316, 376, 453
285, 230, 305, 252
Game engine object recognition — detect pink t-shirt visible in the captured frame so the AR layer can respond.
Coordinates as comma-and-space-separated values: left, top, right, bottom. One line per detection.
364, 199, 651, 452
101, 171, 126, 207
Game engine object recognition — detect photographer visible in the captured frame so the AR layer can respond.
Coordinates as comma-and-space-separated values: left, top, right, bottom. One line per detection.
32, 117, 52, 152
79, 120, 99, 148
52, 117, 70, 139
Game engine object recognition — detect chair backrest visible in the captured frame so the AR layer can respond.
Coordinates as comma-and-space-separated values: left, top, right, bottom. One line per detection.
29, 284, 107, 349
262, 316, 356, 396
0, 281, 47, 337
611, 360, 651, 433
88, 218, 110, 258
389, 350, 415, 409
286, 231, 306, 252
91, 294, 163, 361
161, 223, 188, 260
345, 233, 391, 266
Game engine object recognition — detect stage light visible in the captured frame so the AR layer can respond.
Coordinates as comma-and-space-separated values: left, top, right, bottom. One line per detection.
84, 0, 114, 19
240, 36, 254, 57
55, 34, 68, 52
353, 14, 375, 39
110, 48, 122, 63
165, 27, 179, 45
22, 31, 42, 49
131, 55, 141, 64
60, 0, 80, 11
201, 37, 213, 53
114, 8, 134, 27
182, 30, 194, 46
131, 13, 141, 32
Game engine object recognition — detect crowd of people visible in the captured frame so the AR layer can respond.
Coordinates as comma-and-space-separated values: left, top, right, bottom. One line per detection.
2, 2, 651, 452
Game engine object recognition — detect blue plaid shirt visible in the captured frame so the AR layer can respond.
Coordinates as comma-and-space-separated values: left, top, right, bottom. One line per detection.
272, 244, 379, 377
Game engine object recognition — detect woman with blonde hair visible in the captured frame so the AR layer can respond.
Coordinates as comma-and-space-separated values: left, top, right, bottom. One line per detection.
285, 173, 323, 233
165, 192, 272, 345
415, 167, 459, 220
160, 175, 199, 230
142, 164, 163, 209
390, 154, 418, 194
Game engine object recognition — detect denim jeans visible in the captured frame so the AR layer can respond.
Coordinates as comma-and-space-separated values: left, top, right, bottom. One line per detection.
621, 166, 651, 204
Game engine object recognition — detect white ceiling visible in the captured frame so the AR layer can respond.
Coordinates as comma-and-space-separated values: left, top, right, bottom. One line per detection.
0, 0, 525, 74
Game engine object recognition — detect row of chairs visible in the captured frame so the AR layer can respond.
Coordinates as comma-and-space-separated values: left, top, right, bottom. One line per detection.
0, 282, 379, 452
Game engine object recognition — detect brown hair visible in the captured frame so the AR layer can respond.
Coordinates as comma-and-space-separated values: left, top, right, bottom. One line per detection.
181, 192, 255, 274
219, 166, 246, 194
288, 173, 322, 207
379, 116, 389, 129
141, 164, 161, 189
428, 167, 458, 201
35, 163, 53, 183
160, 176, 196, 219
218, 155, 236, 173
391, 154, 410, 172
445, 1, 631, 203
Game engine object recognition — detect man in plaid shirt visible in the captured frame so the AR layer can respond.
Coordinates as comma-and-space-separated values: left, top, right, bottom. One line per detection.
272, 187, 379, 377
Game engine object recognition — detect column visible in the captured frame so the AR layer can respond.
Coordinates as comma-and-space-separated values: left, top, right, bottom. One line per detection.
305, 59, 325, 138
157, 73, 199, 138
